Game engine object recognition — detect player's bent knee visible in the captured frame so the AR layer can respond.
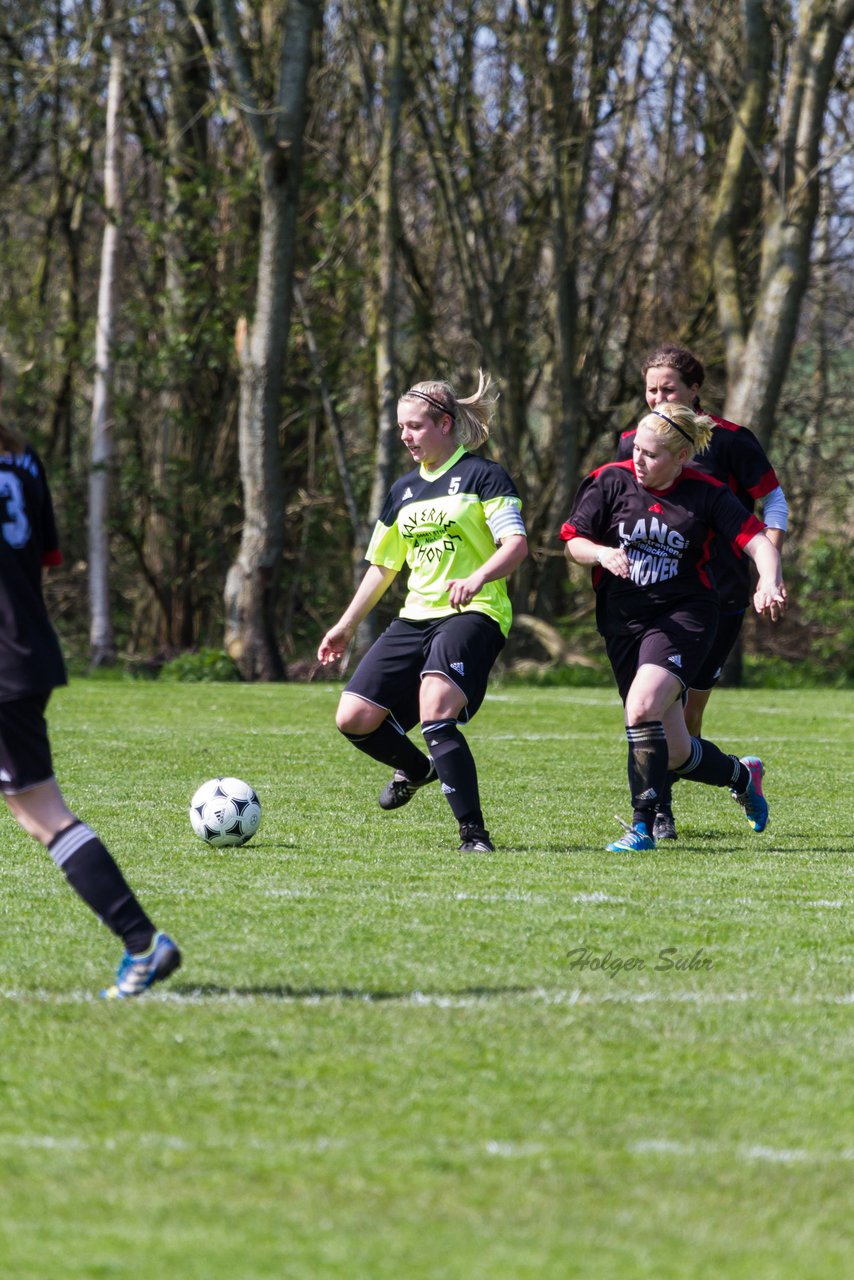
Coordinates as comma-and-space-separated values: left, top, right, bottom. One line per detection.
335, 694, 386, 737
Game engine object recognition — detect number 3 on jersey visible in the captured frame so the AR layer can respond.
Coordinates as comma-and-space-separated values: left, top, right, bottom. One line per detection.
0, 471, 32, 548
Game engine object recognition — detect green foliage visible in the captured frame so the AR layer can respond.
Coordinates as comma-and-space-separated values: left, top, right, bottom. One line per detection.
1, 682, 851, 1277
158, 648, 242, 683
498, 661, 613, 688
792, 535, 854, 677
742, 654, 851, 690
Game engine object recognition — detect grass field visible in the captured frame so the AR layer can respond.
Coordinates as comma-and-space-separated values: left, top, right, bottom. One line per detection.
0, 679, 852, 1279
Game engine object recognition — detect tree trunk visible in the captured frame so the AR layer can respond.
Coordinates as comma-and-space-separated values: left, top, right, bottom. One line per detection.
215, 0, 322, 680
358, 0, 406, 651
88, 32, 123, 668
715, 0, 854, 447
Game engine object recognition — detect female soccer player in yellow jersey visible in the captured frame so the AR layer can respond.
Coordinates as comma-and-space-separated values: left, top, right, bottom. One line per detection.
318, 371, 527, 853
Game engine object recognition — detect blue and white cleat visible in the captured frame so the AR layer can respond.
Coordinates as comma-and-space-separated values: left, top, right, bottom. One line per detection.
101, 932, 181, 999
606, 819, 656, 853
732, 756, 768, 832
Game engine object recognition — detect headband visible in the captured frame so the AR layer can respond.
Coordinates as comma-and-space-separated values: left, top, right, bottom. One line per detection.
404, 389, 456, 419
651, 408, 693, 443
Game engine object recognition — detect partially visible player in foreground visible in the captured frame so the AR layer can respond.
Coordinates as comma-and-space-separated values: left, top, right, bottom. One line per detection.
617, 343, 788, 840
562, 402, 785, 853
317, 371, 527, 852
0, 361, 180, 997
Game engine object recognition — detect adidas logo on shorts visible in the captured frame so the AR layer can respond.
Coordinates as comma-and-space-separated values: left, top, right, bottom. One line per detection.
451, 661, 465, 675
668, 654, 683, 668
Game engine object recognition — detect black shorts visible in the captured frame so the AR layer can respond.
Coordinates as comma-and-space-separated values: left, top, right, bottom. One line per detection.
690, 610, 745, 691
345, 613, 506, 732
605, 607, 716, 704
0, 694, 55, 793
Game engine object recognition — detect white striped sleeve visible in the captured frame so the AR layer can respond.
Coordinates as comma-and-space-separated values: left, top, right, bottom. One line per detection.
485, 498, 526, 544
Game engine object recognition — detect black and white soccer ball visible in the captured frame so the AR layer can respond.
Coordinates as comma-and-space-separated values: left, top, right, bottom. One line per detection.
189, 776, 262, 847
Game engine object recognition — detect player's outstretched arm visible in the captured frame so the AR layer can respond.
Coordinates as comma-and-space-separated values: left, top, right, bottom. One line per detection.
317, 564, 398, 665
744, 532, 786, 620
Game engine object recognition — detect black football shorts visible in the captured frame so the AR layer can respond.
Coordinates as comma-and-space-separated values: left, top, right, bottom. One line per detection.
345, 612, 506, 732
690, 609, 746, 691
0, 694, 55, 793
605, 607, 717, 704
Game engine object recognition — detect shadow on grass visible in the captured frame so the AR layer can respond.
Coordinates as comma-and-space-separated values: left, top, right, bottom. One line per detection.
171, 983, 536, 1002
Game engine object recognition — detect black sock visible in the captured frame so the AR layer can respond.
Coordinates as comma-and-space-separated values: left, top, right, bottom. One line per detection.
657, 771, 675, 815
342, 720, 431, 780
673, 738, 744, 789
49, 822, 155, 955
626, 721, 668, 829
422, 720, 482, 827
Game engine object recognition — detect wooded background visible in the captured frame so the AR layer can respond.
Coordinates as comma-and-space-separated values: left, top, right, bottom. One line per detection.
2, 0, 852, 681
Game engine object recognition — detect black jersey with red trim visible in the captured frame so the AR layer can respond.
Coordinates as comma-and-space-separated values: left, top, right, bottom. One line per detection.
560, 460, 765, 637
0, 444, 67, 700
617, 415, 778, 609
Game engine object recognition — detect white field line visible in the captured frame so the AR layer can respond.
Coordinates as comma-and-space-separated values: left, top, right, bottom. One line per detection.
629, 1138, 854, 1165
1, 1129, 850, 1168
197, 888, 633, 905
572, 891, 627, 904
3, 986, 854, 1008
0, 1132, 345, 1155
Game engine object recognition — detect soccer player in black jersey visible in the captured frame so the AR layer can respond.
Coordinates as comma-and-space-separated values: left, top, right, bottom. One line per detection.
0, 363, 180, 996
616, 344, 788, 840
562, 402, 785, 853
318, 371, 528, 853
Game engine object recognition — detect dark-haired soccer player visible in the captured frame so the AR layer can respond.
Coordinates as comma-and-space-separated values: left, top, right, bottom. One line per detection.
0, 359, 180, 997
615, 344, 788, 840
317, 370, 527, 853
563, 402, 784, 853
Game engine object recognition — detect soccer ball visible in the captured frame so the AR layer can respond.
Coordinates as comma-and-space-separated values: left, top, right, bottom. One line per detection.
189, 776, 262, 847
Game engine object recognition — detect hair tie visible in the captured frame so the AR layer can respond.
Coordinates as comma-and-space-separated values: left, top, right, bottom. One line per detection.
404, 389, 456, 419
652, 408, 693, 443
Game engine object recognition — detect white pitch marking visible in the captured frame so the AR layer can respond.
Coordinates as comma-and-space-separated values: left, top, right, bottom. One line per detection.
484, 1140, 545, 1158
3, 986, 854, 1008
572, 891, 627, 904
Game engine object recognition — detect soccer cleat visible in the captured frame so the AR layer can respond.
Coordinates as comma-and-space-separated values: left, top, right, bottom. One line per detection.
101, 932, 181, 999
606, 819, 655, 853
379, 761, 437, 810
458, 823, 494, 853
731, 756, 768, 832
652, 810, 678, 841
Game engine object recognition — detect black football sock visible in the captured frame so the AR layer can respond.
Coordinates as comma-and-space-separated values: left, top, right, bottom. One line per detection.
657, 770, 675, 816
626, 721, 669, 829
342, 720, 431, 779
421, 720, 482, 827
49, 822, 155, 955
673, 737, 745, 789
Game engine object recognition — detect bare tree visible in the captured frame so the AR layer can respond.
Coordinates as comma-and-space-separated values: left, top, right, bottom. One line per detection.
89, 25, 124, 667
369, 0, 406, 533
213, 0, 323, 679
710, 0, 854, 445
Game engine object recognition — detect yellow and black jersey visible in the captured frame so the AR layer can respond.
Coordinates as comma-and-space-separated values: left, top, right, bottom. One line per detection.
366, 445, 525, 637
